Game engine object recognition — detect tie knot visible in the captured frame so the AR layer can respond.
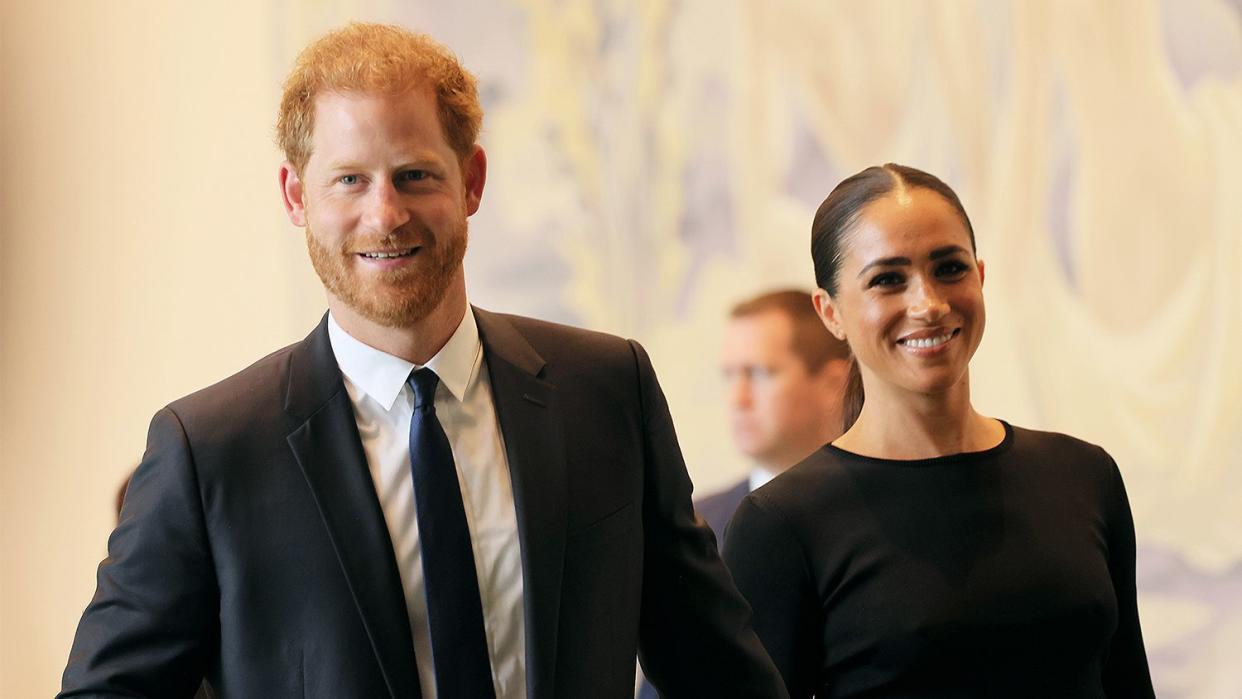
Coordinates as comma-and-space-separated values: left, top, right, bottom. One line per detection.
407, 368, 440, 409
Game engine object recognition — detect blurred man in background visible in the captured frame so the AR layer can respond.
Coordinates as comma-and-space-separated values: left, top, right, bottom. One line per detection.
638, 289, 848, 698
699, 289, 850, 537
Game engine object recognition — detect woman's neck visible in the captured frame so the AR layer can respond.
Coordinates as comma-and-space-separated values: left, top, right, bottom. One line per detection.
833, 371, 1005, 460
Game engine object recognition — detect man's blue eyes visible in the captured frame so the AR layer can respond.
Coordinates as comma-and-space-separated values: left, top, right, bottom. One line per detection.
337, 172, 428, 185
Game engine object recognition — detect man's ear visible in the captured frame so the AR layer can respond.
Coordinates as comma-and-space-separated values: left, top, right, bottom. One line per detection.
462, 144, 487, 216
812, 288, 847, 341
279, 161, 307, 227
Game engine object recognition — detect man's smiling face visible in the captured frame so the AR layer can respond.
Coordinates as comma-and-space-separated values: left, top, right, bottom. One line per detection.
283, 86, 485, 328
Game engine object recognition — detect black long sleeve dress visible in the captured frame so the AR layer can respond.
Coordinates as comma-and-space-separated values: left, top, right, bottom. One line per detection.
722, 422, 1155, 698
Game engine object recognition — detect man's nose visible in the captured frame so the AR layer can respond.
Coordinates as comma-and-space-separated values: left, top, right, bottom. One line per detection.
364, 181, 411, 233
908, 280, 949, 321
728, 375, 752, 408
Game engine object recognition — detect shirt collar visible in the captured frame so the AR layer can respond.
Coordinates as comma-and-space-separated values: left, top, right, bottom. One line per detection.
749, 466, 779, 492
327, 306, 483, 411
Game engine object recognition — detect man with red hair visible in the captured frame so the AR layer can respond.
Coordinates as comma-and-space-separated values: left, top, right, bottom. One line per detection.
61, 23, 784, 699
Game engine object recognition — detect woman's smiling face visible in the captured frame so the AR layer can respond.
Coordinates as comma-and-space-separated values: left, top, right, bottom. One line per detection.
817, 186, 985, 399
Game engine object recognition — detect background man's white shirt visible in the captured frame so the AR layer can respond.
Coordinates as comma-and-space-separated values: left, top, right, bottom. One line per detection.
748, 467, 777, 493
328, 309, 526, 699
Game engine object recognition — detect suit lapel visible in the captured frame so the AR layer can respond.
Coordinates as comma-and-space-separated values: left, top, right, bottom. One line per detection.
475, 308, 567, 699
284, 315, 421, 699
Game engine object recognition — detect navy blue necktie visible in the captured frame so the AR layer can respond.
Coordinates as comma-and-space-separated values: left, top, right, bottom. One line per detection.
407, 368, 497, 699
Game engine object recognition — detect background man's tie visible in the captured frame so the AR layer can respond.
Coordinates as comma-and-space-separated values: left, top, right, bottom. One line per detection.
408, 368, 497, 698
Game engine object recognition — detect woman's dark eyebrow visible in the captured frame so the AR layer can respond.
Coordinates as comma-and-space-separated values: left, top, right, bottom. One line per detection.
857, 256, 910, 278
929, 245, 969, 260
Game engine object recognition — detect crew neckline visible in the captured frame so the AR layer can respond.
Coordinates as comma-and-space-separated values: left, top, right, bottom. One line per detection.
826, 420, 1014, 467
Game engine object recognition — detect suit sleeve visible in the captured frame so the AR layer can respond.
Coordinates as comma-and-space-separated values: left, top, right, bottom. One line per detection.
723, 495, 821, 699
60, 407, 218, 698
628, 340, 788, 699
1100, 454, 1156, 698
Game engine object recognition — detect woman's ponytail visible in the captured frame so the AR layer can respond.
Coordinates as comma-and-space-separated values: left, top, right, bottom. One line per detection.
841, 355, 864, 433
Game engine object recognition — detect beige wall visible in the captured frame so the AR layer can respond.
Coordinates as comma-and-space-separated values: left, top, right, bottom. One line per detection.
0, 3, 325, 695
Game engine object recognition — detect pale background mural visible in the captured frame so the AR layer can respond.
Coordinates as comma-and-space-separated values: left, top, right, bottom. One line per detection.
2, 1, 1239, 697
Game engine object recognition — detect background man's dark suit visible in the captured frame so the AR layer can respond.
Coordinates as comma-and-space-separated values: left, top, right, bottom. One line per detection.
61, 308, 785, 698
696, 479, 751, 544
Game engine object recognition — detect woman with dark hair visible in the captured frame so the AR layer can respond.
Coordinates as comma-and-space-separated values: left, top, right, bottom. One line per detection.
722, 164, 1155, 698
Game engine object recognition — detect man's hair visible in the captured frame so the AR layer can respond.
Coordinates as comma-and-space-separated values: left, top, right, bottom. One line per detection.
276, 23, 483, 175
730, 289, 850, 371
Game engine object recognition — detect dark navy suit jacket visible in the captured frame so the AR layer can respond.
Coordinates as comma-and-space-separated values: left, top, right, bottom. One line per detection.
61, 310, 786, 699
638, 476, 752, 699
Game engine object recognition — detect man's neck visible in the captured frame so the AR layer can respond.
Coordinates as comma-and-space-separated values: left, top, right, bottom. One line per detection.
327, 279, 469, 366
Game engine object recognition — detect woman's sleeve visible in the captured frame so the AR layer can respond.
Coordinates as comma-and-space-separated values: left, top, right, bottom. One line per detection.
723, 493, 822, 699
1100, 453, 1156, 698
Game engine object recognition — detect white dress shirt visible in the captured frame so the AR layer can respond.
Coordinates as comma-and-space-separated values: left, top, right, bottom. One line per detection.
748, 466, 778, 493
328, 309, 526, 699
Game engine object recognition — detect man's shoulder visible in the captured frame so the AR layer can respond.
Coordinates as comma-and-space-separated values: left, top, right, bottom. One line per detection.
476, 308, 642, 379
479, 309, 633, 354
476, 309, 665, 423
